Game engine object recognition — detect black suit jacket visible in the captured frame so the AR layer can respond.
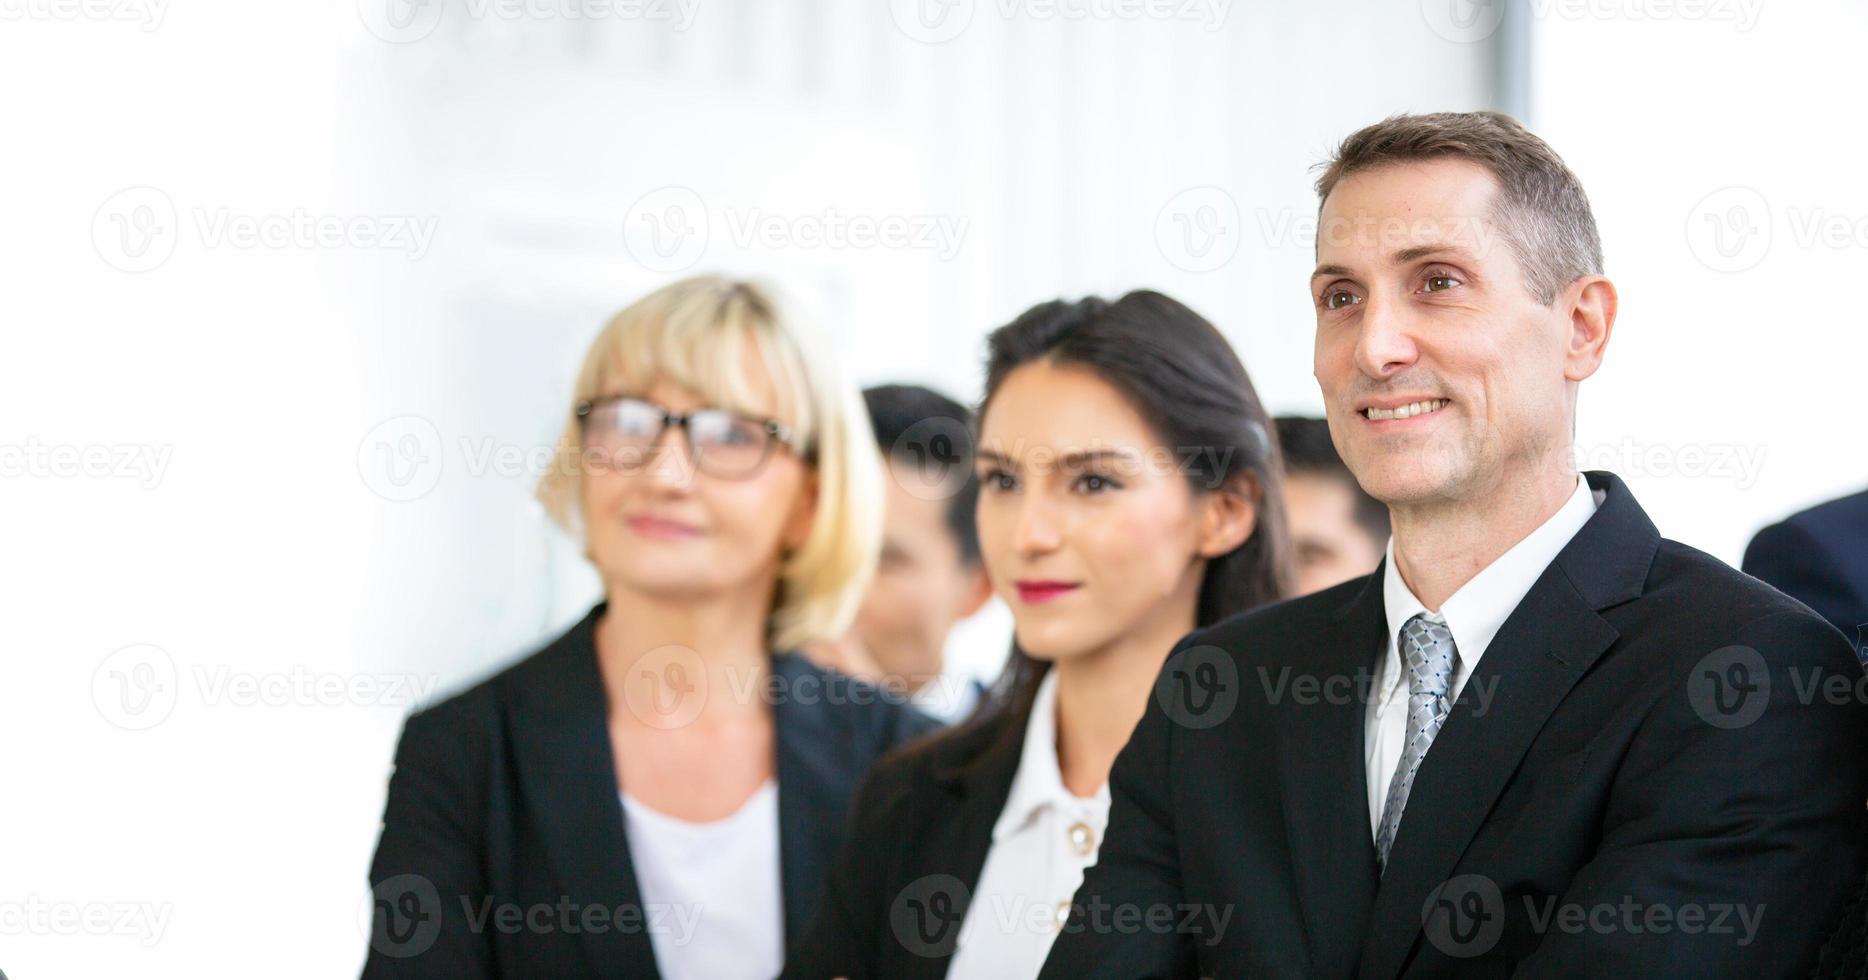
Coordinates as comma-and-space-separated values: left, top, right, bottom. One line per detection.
362, 603, 941, 978
1039, 471, 1868, 978
1744, 488, 1868, 646
783, 704, 1027, 979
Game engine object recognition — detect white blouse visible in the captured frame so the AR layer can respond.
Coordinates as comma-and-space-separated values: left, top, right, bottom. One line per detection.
946, 669, 1112, 980
619, 779, 784, 980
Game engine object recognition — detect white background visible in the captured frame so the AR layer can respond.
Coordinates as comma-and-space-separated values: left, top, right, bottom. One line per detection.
1, 0, 1861, 975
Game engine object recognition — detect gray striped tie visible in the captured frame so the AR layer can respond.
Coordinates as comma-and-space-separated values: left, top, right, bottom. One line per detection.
1374, 612, 1459, 869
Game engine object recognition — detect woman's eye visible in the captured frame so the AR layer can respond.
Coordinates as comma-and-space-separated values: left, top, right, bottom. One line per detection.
981, 469, 1017, 492
1073, 473, 1118, 494
1321, 289, 1361, 311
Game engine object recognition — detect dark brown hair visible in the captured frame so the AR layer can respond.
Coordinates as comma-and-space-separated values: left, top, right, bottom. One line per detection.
976, 290, 1294, 723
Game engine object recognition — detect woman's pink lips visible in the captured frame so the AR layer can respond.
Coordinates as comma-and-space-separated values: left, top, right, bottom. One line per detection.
1015, 581, 1081, 604
625, 515, 702, 539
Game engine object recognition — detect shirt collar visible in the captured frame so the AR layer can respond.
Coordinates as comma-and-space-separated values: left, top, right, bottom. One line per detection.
1381, 474, 1600, 685
991, 668, 1109, 841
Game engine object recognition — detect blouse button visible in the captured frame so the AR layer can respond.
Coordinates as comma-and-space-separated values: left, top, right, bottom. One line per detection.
1054, 900, 1073, 928
1067, 820, 1095, 856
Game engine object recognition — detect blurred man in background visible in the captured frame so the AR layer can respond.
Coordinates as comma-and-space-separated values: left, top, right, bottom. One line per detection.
804, 384, 995, 722
1275, 415, 1388, 595
1744, 487, 1868, 655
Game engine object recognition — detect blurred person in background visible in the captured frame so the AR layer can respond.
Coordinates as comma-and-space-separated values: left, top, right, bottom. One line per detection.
1743, 487, 1868, 646
364, 276, 939, 980
802, 384, 996, 724
1274, 415, 1389, 595
785, 290, 1292, 979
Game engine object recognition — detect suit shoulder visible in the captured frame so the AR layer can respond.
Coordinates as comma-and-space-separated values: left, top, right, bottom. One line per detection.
1643, 538, 1852, 663
1183, 576, 1371, 661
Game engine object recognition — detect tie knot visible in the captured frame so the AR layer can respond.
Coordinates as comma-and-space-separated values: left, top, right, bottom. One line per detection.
1400, 613, 1458, 700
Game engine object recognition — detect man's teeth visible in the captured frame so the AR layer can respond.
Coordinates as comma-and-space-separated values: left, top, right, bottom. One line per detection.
1364, 399, 1448, 421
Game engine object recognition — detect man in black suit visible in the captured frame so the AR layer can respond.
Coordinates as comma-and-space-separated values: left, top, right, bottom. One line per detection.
1745, 488, 1868, 653
1038, 112, 1868, 978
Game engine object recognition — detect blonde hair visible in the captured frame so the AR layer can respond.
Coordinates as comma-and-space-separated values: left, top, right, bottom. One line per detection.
536, 275, 883, 652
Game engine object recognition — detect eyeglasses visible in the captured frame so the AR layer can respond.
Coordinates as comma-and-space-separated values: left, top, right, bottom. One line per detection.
575, 395, 798, 479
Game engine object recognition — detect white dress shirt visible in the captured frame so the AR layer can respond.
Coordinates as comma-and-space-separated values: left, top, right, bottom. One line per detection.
618, 779, 784, 980
1365, 475, 1604, 839
946, 668, 1111, 980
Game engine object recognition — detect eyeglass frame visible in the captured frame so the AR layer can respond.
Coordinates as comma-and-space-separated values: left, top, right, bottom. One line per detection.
573, 394, 802, 478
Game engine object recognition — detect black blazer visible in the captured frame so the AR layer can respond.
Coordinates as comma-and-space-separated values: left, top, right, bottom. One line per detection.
783, 702, 1027, 979
1744, 487, 1868, 645
362, 604, 942, 979
1038, 471, 1868, 978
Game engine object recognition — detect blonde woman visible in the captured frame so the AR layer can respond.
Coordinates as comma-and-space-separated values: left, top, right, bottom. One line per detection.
364, 277, 939, 980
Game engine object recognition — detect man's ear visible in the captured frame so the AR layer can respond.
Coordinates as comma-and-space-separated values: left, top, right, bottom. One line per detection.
1197, 473, 1259, 559
1563, 275, 1617, 382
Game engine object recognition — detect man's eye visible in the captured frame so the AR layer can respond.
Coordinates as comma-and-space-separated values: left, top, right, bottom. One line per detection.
1073, 473, 1119, 494
1322, 289, 1362, 311
1423, 274, 1462, 293
981, 468, 1017, 492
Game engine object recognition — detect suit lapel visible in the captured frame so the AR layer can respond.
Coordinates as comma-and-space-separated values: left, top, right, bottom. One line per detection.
1279, 570, 1385, 978
772, 653, 851, 949
505, 606, 663, 979
903, 711, 1025, 979
1356, 471, 1654, 979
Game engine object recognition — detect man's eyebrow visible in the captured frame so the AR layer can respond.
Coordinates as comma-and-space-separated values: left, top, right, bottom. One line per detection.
975, 448, 1013, 467
1391, 244, 1474, 265
1310, 263, 1353, 282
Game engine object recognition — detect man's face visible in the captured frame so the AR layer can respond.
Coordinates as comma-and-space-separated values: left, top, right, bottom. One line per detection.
1311, 158, 1578, 509
1284, 471, 1385, 596
848, 455, 988, 693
